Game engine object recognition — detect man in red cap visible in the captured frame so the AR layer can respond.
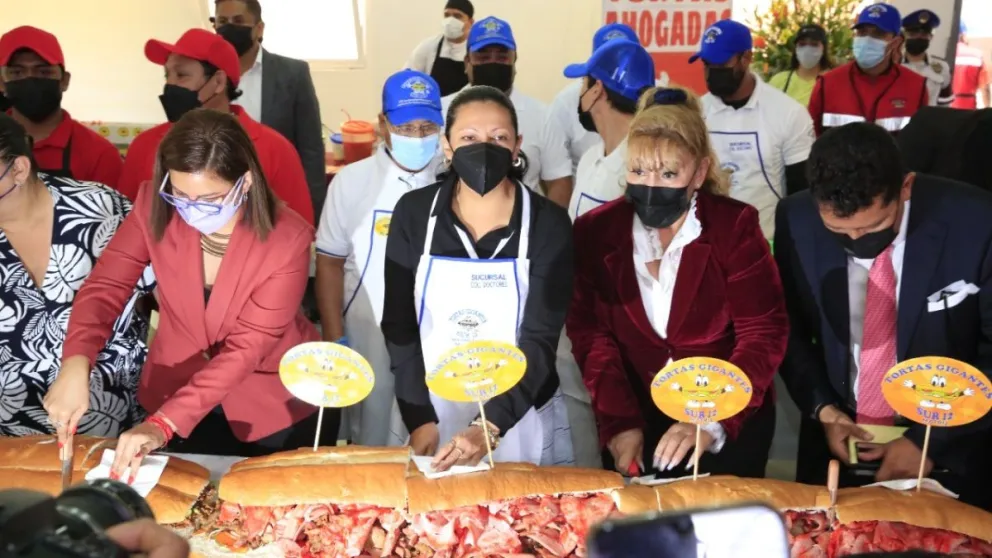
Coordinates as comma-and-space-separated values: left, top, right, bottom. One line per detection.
0, 26, 123, 186
117, 28, 313, 224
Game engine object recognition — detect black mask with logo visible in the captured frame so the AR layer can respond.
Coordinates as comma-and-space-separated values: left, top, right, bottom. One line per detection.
905, 38, 930, 57
159, 84, 203, 123
625, 183, 693, 229
472, 63, 514, 92
217, 24, 256, 56
705, 65, 745, 99
452, 143, 514, 196
5, 78, 63, 123
577, 88, 598, 133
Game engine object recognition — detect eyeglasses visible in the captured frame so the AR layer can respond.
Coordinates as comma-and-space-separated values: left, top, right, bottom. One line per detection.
158, 173, 244, 216
391, 123, 441, 138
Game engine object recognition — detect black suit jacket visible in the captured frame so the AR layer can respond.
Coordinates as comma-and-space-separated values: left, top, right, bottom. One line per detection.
260, 50, 327, 216
898, 106, 992, 194
774, 175, 992, 482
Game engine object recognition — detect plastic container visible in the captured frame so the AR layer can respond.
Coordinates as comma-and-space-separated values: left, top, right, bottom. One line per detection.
330, 133, 344, 162
340, 117, 376, 164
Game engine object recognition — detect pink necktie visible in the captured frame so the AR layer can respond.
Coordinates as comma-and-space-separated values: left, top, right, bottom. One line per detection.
857, 244, 898, 425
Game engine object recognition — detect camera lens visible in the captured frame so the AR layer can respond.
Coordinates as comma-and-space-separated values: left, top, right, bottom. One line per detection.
55, 480, 155, 537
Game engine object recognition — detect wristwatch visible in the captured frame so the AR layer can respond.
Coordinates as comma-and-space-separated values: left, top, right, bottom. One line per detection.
470, 419, 500, 451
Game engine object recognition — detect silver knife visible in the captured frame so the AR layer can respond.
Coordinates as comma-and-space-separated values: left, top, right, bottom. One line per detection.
60, 438, 73, 491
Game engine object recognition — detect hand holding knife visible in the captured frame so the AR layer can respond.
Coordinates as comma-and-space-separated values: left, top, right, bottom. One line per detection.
60, 433, 73, 491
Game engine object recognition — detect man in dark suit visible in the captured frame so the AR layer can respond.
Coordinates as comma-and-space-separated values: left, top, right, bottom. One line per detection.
774, 122, 992, 510
897, 106, 992, 195
213, 0, 327, 213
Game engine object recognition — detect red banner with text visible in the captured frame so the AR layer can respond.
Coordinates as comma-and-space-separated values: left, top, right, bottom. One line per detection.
604, 0, 733, 94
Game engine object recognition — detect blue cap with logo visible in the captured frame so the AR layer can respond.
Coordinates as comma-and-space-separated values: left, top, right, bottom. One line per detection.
689, 20, 753, 64
902, 9, 940, 31
468, 16, 516, 52
564, 39, 656, 101
853, 3, 902, 35
382, 69, 443, 126
593, 23, 638, 52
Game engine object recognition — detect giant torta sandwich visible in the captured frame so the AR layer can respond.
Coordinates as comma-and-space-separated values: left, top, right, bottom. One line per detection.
0, 435, 215, 533
194, 447, 627, 557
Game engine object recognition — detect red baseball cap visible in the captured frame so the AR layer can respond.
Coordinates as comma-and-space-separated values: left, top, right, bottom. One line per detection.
0, 26, 65, 66
145, 28, 241, 86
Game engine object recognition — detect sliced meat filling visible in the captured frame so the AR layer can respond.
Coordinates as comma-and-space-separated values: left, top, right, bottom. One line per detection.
829, 520, 992, 557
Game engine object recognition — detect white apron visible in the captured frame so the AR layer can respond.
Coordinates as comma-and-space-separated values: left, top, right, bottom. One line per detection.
342, 161, 431, 447
412, 186, 573, 465
709, 130, 779, 238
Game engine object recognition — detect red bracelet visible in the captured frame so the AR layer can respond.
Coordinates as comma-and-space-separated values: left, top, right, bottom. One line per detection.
146, 416, 175, 443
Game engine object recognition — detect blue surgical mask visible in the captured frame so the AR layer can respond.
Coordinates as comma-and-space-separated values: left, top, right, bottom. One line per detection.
159, 173, 246, 235
389, 133, 439, 171
852, 36, 889, 69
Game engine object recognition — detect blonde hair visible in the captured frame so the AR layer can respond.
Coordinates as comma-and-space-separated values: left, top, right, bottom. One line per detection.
625, 85, 729, 196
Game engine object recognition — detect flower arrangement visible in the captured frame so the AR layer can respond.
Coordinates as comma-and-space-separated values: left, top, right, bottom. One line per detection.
750, 0, 865, 79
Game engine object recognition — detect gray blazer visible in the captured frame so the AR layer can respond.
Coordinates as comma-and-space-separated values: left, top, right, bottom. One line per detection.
260, 49, 326, 216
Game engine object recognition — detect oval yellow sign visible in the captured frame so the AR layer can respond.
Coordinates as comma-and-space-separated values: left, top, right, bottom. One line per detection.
279, 342, 374, 408
881, 356, 992, 427
426, 340, 526, 403
650, 357, 753, 425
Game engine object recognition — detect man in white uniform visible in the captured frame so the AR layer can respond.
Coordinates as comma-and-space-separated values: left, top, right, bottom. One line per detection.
315, 69, 444, 446
564, 38, 655, 221
439, 16, 574, 208
546, 23, 640, 175
901, 9, 953, 107
691, 20, 814, 240
406, 0, 474, 97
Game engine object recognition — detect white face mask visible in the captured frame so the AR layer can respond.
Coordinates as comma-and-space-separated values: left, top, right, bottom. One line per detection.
442, 16, 464, 40
795, 46, 823, 70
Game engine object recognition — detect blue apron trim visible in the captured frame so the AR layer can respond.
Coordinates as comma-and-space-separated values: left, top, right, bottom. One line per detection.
575, 192, 608, 217
708, 130, 780, 200
343, 208, 391, 316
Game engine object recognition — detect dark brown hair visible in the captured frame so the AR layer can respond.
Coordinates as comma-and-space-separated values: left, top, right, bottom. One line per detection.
150, 108, 277, 241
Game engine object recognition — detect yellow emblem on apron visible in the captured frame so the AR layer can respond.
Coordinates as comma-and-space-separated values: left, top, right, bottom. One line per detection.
374, 215, 391, 237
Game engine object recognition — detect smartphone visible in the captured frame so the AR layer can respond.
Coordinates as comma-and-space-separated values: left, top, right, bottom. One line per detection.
587, 502, 790, 558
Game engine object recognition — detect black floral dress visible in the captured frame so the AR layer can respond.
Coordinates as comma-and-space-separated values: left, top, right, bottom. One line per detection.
0, 174, 153, 437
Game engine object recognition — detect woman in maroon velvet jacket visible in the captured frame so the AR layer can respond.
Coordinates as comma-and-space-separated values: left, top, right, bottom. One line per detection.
567, 87, 788, 479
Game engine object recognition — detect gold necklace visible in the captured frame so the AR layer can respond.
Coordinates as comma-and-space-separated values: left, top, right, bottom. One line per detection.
200, 232, 231, 257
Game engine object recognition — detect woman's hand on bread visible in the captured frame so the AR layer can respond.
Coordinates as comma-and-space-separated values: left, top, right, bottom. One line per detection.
432, 425, 488, 472
410, 423, 440, 456
43, 355, 92, 447
654, 423, 713, 472
608, 428, 644, 474
111, 422, 169, 483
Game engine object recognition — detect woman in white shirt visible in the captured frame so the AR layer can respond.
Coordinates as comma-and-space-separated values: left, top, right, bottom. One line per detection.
567, 87, 788, 479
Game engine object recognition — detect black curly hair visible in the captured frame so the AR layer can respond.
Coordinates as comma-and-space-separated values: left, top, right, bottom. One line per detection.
806, 122, 905, 218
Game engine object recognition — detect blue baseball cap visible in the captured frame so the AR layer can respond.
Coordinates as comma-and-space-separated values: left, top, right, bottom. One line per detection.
902, 9, 940, 31
593, 23, 638, 51
564, 39, 656, 101
853, 3, 901, 36
382, 70, 443, 126
468, 16, 516, 52
689, 20, 752, 64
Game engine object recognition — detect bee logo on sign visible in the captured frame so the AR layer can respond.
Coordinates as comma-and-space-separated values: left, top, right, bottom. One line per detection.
402, 77, 432, 100
650, 357, 753, 424
882, 356, 992, 427
703, 26, 722, 44
427, 340, 526, 403
374, 215, 391, 237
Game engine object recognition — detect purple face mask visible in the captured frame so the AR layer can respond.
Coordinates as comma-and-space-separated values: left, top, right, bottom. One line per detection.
159, 173, 246, 235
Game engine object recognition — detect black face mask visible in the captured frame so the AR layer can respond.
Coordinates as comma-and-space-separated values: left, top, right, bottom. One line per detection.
905, 38, 930, 56
217, 24, 256, 56
472, 63, 514, 92
159, 84, 202, 123
5, 78, 63, 123
834, 227, 897, 259
577, 88, 598, 133
705, 65, 745, 99
452, 143, 514, 196
625, 183, 692, 229
0, 91, 10, 113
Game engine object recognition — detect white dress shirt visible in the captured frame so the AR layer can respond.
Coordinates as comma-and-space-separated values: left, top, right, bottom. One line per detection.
406, 34, 467, 75
847, 201, 911, 399
569, 138, 627, 221
233, 49, 263, 121
547, 81, 600, 175
631, 195, 727, 453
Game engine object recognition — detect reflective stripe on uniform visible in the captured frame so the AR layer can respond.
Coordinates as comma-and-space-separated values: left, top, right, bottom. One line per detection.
875, 116, 911, 131
822, 113, 867, 127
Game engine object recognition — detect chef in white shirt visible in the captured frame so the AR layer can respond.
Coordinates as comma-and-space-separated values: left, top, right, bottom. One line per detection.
565, 38, 656, 221
691, 20, 814, 240
315, 69, 445, 446
440, 16, 574, 208
546, 23, 641, 175
406, 0, 475, 98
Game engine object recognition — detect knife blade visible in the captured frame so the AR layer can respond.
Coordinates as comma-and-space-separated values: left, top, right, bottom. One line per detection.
60, 439, 73, 491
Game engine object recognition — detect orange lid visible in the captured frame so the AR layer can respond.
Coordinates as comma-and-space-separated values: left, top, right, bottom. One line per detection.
340, 109, 375, 134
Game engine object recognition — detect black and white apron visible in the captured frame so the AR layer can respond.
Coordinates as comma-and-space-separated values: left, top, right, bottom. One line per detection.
430, 38, 469, 97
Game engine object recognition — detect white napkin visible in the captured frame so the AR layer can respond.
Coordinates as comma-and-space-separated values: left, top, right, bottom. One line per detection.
84, 450, 169, 497
630, 473, 711, 486
412, 455, 490, 479
862, 478, 959, 499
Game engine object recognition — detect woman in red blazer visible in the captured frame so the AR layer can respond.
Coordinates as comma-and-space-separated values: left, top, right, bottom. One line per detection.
567, 87, 788, 479
44, 109, 327, 476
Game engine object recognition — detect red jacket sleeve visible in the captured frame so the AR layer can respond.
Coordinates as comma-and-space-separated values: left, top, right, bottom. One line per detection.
63, 191, 152, 365
157, 230, 312, 436
268, 137, 315, 226
718, 206, 789, 441
808, 76, 825, 138
566, 217, 645, 448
